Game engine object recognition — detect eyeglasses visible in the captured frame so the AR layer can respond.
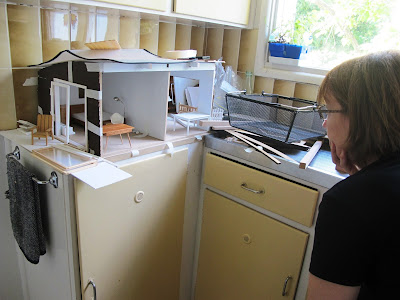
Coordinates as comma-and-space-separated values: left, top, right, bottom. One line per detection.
315, 105, 344, 119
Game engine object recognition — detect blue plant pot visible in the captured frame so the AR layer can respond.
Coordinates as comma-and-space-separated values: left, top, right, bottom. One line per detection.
284, 44, 303, 59
269, 42, 285, 57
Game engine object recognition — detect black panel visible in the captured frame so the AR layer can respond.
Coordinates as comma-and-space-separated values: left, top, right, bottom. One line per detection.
37, 77, 51, 114
72, 61, 100, 90
38, 62, 68, 81
79, 88, 85, 98
37, 62, 69, 115
87, 97, 100, 126
88, 131, 101, 156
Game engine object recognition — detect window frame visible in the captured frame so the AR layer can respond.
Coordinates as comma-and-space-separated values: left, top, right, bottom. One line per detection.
253, 0, 327, 85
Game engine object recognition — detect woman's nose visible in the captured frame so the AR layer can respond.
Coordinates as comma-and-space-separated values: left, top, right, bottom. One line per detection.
322, 119, 327, 128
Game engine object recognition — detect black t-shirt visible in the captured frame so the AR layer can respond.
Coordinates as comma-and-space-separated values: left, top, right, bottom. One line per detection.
309, 152, 400, 299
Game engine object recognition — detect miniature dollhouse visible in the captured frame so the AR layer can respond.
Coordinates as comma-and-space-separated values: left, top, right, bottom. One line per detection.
32, 49, 215, 156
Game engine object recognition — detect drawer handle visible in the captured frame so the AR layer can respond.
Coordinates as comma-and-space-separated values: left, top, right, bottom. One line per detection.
240, 183, 265, 194
282, 276, 292, 296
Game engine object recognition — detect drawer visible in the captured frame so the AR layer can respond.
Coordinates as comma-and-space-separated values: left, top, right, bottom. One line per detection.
203, 153, 319, 227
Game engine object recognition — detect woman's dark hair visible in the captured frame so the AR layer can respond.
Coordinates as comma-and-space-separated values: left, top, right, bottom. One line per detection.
317, 50, 400, 168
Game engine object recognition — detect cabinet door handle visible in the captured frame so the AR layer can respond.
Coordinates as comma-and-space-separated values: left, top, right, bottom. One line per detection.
85, 279, 97, 300
240, 183, 265, 194
282, 276, 292, 296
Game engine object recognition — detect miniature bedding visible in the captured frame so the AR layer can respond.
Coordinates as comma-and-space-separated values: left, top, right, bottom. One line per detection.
72, 110, 112, 123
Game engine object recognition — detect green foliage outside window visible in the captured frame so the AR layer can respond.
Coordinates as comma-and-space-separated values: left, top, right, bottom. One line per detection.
272, 0, 400, 69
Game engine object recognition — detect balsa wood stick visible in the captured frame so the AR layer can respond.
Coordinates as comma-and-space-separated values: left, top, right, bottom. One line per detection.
227, 130, 298, 164
226, 130, 281, 164
299, 140, 323, 169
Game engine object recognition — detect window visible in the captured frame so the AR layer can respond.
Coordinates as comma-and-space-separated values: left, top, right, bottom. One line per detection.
267, 0, 400, 70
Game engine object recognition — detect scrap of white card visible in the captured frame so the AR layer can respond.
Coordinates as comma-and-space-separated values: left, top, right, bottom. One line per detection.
72, 162, 132, 189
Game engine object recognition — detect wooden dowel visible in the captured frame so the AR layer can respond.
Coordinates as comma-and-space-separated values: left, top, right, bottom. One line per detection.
227, 130, 298, 164
299, 140, 323, 169
227, 130, 281, 164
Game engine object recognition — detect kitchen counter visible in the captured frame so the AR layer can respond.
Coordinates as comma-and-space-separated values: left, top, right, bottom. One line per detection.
205, 132, 346, 189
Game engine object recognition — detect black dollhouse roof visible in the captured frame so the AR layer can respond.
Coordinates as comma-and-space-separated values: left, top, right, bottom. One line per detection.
29, 49, 194, 67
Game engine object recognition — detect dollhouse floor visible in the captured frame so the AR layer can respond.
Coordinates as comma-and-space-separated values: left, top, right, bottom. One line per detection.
69, 118, 209, 161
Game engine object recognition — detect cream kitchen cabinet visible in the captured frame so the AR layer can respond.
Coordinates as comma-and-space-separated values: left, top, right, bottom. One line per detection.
74, 148, 188, 300
203, 153, 319, 227
92, 0, 169, 11
195, 190, 308, 300
174, 0, 252, 25
194, 152, 320, 300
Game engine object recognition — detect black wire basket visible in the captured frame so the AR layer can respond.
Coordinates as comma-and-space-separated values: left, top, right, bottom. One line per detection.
226, 92, 326, 143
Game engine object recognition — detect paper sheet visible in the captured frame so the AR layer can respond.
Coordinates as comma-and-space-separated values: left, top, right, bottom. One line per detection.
72, 162, 131, 189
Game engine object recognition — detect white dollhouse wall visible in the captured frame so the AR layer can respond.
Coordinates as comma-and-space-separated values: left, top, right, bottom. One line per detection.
171, 70, 214, 115
102, 69, 214, 141
102, 72, 169, 140
173, 77, 199, 112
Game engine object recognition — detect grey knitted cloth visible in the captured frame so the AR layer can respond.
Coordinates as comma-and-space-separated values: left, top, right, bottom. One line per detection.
6, 154, 46, 264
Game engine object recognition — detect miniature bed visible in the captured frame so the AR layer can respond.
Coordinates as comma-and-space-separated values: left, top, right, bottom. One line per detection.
61, 104, 112, 125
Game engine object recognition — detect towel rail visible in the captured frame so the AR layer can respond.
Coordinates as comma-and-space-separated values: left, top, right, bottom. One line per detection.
12, 146, 20, 160
32, 172, 58, 188
7, 146, 58, 188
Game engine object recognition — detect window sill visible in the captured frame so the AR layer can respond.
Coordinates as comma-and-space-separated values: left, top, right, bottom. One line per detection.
254, 65, 326, 86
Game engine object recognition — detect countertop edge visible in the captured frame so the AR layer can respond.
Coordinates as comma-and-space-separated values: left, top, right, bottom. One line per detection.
205, 134, 346, 189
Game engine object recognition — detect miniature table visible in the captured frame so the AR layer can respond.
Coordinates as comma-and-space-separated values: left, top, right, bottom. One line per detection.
102, 123, 134, 150
173, 112, 209, 135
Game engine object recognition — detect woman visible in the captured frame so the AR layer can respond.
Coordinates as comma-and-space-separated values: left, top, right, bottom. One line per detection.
307, 51, 400, 299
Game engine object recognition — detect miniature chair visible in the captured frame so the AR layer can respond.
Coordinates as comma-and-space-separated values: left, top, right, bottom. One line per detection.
30, 114, 54, 146
178, 103, 198, 113
173, 104, 209, 135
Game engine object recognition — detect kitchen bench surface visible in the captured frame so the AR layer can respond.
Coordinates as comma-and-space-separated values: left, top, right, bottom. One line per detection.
204, 133, 346, 189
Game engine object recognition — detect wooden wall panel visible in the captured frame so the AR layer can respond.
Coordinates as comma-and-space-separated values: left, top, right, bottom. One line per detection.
273, 80, 296, 97
71, 11, 96, 50
0, 69, 17, 129
237, 29, 258, 73
294, 83, 318, 101
12, 68, 38, 124
8, 5, 42, 67
222, 29, 241, 72
158, 22, 176, 58
96, 12, 119, 42
0, 4, 11, 68
191, 26, 205, 56
175, 24, 191, 50
273, 80, 295, 125
205, 27, 224, 60
140, 19, 159, 55
119, 15, 140, 49
41, 8, 70, 63
254, 76, 274, 94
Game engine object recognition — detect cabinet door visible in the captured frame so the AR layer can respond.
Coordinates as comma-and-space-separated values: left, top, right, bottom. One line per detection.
75, 149, 188, 300
195, 189, 308, 300
95, 0, 168, 11
174, 0, 251, 25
